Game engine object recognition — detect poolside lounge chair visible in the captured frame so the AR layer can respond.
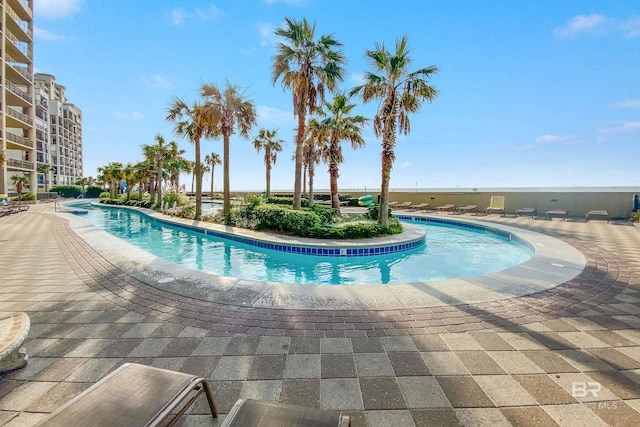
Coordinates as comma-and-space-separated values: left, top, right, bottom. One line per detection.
485, 196, 505, 216
39, 363, 350, 427
394, 201, 413, 210
436, 204, 455, 213
515, 208, 537, 218
408, 202, 430, 212
545, 210, 568, 221
457, 205, 478, 214
586, 210, 609, 222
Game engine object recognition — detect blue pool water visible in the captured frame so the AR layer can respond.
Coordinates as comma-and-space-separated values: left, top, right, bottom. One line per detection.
72, 203, 533, 285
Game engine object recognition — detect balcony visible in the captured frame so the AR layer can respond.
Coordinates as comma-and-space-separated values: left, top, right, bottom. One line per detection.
5, 28, 32, 61
5, 131, 34, 148
5, 3, 32, 40
6, 80, 33, 104
6, 158, 34, 170
5, 53, 32, 82
6, 107, 33, 125
10, 0, 33, 20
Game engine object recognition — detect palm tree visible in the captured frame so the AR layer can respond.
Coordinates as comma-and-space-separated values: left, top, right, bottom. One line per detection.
252, 129, 285, 198
97, 162, 124, 198
164, 141, 188, 191
204, 152, 221, 199
350, 36, 438, 226
166, 98, 216, 220
305, 118, 326, 208
142, 133, 173, 207
272, 17, 346, 210
37, 163, 55, 192
315, 94, 367, 211
122, 163, 136, 201
10, 175, 29, 196
200, 81, 257, 217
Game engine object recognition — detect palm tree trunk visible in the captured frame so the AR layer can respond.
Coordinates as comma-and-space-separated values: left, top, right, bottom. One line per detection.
303, 163, 307, 196
191, 174, 195, 194
194, 137, 202, 220
210, 165, 214, 199
265, 148, 271, 198
330, 164, 339, 214
156, 163, 163, 208
223, 135, 231, 217
308, 162, 315, 208
293, 113, 306, 209
378, 135, 394, 226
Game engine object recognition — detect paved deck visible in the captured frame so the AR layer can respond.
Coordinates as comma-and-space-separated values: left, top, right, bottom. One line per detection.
1, 203, 640, 426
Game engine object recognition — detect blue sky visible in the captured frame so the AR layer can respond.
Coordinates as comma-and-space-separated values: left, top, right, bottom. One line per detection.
34, 0, 639, 192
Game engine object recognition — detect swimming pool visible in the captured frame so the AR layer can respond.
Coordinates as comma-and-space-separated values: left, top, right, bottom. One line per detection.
71, 203, 534, 285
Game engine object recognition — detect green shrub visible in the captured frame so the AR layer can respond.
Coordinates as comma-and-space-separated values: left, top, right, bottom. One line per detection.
366, 205, 393, 221
50, 185, 82, 198
162, 190, 189, 208
309, 204, 337, 223
12, 193, 35, 201
99, 192, 111, 199
85, 186, 104, 198
99, 198, 123, 205
176, 205, 196, 219
304, 219, 402, 239
265, 196, 309, 207
254, 204, 321, 233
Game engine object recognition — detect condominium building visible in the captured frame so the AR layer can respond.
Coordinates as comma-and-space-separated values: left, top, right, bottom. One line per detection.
0, 0, 35, 197
35, 73, 83, 187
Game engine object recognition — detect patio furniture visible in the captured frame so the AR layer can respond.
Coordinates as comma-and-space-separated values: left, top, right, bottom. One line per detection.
435, 204, 455, 213
408, 203, 430, 212
222, 399, 351, 427
394, 202, 413, 210
457, 205, 478, 214
545, 210, 569, 221
36, 363, 218, 427
0, 312, 30, 373
485, 196, 505, 216
586, 210, 609, 222
515, 208, 537, 218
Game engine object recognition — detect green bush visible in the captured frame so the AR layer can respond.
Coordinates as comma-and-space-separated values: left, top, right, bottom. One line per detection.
176, 205, 196, 219
124, 200, 153, 208
99, 192, 111, 199
254, 204, 321, 234
304, 219, 402, 239
162, 190, 189, 208
366, 205, 393, 221
50, 185, 82, 198
85, 186, 104, 198
309, 204, 337, 223
99, 198, 123, 205
265, 196, 309, 207
12, 193, 35, 201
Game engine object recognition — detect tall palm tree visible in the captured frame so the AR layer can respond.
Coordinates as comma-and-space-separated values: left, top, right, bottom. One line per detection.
272, 17, 346, 210
252, 129, 285, 198
37, 163, 55, 192
142, 133, 173, 207
122, 163, 136, 201
10, 175, 29, 196
350, 36, 438, 226
315, 94, 367, 211
305, 118, 326, 208
200, 81, 257, 217
166, 98, 216, 220
204, 152, 221, 199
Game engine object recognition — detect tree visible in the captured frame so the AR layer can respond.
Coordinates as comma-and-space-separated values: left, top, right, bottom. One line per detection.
10, 175, 29, 196
252, 129, 285, 198
350, 36, 438, 226
165, 142, 188, 191
305, 118, 326, 207
272, 17, 346, 210
97, 162, 124, 198
204, 152, 221, 199
166, 98, 216, 220
200, 81, 257, 217
142, 133, 173, 207
315, 94, 367, 211
122, 163, 136, 201
37, 163, 55, 192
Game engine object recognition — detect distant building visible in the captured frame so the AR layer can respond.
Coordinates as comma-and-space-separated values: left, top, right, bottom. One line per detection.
0, 0, 35, 196
35, 73, 83, 187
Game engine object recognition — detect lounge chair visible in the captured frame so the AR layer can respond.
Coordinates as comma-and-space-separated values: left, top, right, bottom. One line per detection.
545, 210, 568, 221
515, 208, 537, 218
38, 363, 350, 427
394, 201, 413, 210
408, 203, 430, 212
435, 204, 455, 213
485, 196, 505, 216
586, 210, 609, 222
457, 205, 478, 214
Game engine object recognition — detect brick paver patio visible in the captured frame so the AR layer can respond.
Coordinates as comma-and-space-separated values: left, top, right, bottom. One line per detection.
1, 203, 639, 426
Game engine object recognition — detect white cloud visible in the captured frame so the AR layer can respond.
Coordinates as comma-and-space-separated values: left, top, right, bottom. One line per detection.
34, 26, 70, 41
35, 0, 84, 20
141, 74, 172, 89
351, 73, 366, 85
598, 121, 640, 134
610, 100, 640, 109
257, 22, 277, 46
400, 161, 414, 168
619, 16, 640, 38
169, 4, 222, 25
257, 105, 295, 127
113, 111, 145, 120
554, 14, 608, 37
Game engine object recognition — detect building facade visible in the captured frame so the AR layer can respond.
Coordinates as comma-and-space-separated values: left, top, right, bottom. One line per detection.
35, 73, 83, 188
0, 0, 35, 197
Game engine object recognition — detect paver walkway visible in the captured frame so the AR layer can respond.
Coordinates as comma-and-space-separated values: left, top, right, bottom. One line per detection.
0, 204, 639, 426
